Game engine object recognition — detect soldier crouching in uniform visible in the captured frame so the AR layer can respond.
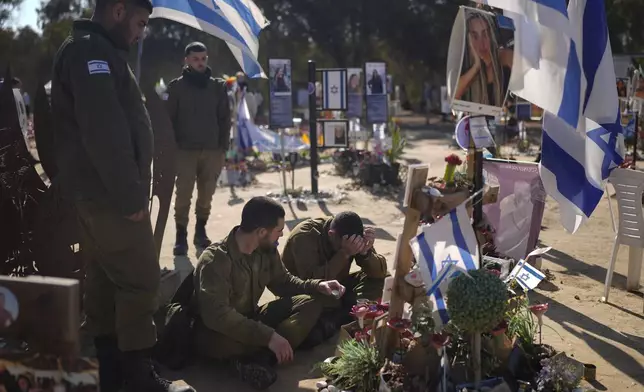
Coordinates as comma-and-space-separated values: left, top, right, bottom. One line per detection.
193, 197, 346, 390
282, 212, 389, 341
50, 1, 194, 391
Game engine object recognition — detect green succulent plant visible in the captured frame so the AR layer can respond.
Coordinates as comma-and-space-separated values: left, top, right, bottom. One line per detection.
446, 269, 508, 333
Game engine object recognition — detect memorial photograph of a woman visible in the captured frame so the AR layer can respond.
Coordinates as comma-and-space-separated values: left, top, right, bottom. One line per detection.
454, 9, 513, 109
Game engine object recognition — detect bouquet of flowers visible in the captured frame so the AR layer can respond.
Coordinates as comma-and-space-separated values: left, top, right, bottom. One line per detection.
536, 355, 582, 392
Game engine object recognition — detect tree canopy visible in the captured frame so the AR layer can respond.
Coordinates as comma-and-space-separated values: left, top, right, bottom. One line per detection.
1, 0, 643, 105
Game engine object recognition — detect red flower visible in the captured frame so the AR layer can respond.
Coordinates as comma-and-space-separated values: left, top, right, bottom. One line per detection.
430, 332, 451, 349
530, 303, 549, 326
445, 154, 463, 166
529, 303, 549, 314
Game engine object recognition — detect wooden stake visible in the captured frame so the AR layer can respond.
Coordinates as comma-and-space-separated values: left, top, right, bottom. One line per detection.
385, 164, 429, 356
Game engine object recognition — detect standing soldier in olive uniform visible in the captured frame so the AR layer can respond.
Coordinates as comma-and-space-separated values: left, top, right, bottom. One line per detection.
50, 1, 195, 391
194, 196, 345, 390
166, 42, 231, 256
282, 212, 389, 338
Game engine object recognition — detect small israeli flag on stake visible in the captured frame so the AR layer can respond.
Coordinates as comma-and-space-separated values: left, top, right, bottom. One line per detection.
506, 247, 551, 291
87, 60, 110, 75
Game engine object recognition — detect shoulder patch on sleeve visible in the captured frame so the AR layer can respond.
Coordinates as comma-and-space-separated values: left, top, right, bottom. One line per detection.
87, 60, 110, 75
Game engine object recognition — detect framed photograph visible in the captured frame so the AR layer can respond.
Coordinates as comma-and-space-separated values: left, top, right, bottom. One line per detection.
318, 120, 349, 148
347, 69, 363, 95
347, 68, 364, 118
365, 62, 387, 96
268, 58, 294, 128
447, 7, 514, 116
268, 59, 292, 96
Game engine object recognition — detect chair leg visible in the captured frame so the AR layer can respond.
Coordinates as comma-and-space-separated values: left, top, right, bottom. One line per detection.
627, 246, 643, 291
602, 238, 620, 303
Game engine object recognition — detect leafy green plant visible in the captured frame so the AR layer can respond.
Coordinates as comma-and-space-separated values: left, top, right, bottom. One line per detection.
411, 296, 435, 340
447, 270, 508, 333
386, 120, 407, 163
317, 339, 384, 392
507, 295, 537, 353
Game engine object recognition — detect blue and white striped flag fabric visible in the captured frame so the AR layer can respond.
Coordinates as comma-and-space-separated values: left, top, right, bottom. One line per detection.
236, 94, 253, 151
478, 0, 624, 233
410, 204, 479, 328
321, 70, 347, 110
507, 259, 546, 290
151, 0, 269, 78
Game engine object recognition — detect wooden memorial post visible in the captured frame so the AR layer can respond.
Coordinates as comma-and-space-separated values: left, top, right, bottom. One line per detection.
385, 164, 430, 355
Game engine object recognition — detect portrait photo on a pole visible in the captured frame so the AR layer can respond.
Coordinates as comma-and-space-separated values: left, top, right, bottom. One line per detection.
318, 120, 350, 148
447, 6, 514, 117
365, 62, 386, 95
365, 61, 388, 123
268, 58, 294, 128
347, 68, 364, 118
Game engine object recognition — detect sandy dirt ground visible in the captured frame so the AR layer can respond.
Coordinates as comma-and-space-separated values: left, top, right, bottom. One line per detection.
155, 117, 644, 391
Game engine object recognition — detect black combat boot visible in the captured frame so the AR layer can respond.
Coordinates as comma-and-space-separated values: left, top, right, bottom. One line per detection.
231, 349, 277, 390
122, 350, 196, 392
173, 224, 188, 256
193, 219, 211, 248
94, 335, 123, 392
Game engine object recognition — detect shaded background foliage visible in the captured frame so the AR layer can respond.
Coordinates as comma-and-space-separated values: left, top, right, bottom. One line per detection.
0, 0, 643, 108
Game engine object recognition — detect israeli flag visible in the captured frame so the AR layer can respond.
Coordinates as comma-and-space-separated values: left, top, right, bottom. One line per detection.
151, 0, 269, 78
236, 93, 253, 151
410, 204, 479, 328
321, 70, 347, 110
507, 259, 546, 290
478, 0, 624, 233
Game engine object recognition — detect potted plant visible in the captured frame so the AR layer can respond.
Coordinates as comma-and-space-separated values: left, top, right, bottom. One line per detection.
535, 354, 583, 392
317, 339, 384, 392
447, 269, 509, 387
384, 120, 406, 186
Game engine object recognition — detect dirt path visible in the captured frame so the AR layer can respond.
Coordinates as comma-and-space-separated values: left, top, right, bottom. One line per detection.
157, 124, 644, 391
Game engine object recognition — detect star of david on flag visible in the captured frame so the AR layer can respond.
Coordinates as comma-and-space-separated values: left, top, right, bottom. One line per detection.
473, 0, 625, 233
507, 259, 546, 290
504, 247, 551, 291
410, 204, 479, 328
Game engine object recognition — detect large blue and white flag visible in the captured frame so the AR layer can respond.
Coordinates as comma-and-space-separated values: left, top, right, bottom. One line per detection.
151, 0, 269, 78
477, 0, 624, 233
237, 96, 308, 153
410, 204, 479, 328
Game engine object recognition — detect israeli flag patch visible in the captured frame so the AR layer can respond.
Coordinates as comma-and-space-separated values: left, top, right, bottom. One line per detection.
88, 60, 110, 75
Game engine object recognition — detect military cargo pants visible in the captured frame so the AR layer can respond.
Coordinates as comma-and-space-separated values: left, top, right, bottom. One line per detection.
76, 201, 160, 352
342, 271, 386, 303
174, 149, 225, 227
194, 295, 323, 360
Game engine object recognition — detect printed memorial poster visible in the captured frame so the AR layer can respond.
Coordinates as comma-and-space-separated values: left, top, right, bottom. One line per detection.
268, 58, 293, 128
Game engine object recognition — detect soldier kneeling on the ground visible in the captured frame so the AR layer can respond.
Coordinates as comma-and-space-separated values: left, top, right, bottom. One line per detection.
193, 196, 345, 390
282, 212, 389, 343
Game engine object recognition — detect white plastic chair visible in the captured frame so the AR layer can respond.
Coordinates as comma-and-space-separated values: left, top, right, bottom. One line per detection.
603, 168, 644, 304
